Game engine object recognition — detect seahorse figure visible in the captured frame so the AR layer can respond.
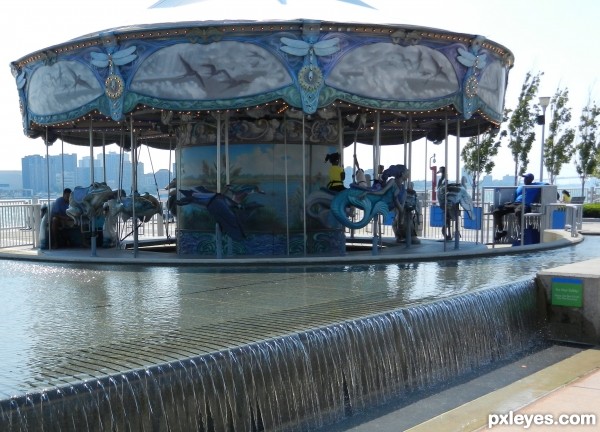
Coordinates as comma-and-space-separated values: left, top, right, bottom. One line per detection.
436, 166, 473, 240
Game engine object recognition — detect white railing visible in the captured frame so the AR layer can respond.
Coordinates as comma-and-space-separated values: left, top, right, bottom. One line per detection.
0, 202, 38, 248
0, 200, 176, 249
346, 201, 485, 244
0, 191, 585, 250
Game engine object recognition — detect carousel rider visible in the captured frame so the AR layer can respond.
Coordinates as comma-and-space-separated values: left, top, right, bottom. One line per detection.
50, 187, 73, 248
325, 152, 346, 191
352, 155, 368, 187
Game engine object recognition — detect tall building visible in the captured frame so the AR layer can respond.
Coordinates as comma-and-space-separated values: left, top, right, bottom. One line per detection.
78, 152, 146, 194
22, 155, 46, 193
22, 153, 77, 194
21, 151, 171, 197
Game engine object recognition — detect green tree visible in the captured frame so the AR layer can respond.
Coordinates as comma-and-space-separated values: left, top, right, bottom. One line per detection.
506, 71, 542, 185
544, 88, 576, 184
461, 109, 507, 196
575, 101, 600, 196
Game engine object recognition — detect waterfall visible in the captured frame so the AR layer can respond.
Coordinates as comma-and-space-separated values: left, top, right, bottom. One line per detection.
0, 279, 540, 431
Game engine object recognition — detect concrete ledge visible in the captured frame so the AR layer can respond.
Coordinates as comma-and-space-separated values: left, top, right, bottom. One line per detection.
537, 258, 600, 345
543, 229, 574, 242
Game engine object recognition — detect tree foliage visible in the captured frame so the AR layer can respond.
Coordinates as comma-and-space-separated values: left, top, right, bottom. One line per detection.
506, 71, 542, 185
544, 88, 576, 184
575, 101, 600, 195
461, 109, 507, 194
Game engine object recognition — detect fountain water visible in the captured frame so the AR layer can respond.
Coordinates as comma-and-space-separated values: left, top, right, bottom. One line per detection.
1, 280, 538, 431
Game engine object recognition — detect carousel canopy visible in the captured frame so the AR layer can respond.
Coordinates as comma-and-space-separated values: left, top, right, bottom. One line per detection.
10, 7, 513, 150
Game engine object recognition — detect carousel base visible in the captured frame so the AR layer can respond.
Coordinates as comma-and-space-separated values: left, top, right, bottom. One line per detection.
0, 232, 580, 266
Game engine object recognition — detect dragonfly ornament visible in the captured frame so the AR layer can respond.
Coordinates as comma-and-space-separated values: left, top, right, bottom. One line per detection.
280, 36, 340, 113
456, 36, 487, 119
90, 45, 138, 120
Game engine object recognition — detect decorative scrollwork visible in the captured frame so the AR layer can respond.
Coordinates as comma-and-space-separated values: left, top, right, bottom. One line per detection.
465, 75, 478, 99
298, 65, 323, 93
105, 74, 124, 99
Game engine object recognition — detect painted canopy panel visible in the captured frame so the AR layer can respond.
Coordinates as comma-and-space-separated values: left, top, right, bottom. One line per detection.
130, 42, 292, 100
328, 43, 458, 100
477, 60, 506, 114
11, 19, 513, 147
27, 61, 103, 116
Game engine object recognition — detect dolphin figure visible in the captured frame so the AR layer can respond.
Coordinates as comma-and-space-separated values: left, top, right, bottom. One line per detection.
177, 186, 246, 241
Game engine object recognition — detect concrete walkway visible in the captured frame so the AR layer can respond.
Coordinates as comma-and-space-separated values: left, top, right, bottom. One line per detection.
411, 349, 600, 431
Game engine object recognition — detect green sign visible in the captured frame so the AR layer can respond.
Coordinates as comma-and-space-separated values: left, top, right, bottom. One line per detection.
551, 277, 583, 307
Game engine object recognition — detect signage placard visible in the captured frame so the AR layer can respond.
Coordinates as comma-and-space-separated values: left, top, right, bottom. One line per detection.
551, 277, 583, 307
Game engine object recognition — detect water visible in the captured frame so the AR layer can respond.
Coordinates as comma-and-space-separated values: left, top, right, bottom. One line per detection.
0, 237, 598, 430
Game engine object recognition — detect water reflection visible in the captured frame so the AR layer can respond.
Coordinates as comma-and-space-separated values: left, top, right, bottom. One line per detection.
0, 237, 598, 397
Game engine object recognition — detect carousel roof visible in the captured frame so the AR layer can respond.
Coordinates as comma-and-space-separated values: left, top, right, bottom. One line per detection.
10, 15, 513, 149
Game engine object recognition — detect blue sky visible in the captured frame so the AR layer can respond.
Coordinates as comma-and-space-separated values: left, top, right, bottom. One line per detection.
2, 0, 599, 183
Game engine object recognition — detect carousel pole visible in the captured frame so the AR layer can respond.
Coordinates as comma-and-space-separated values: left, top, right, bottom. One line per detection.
102, 133, 106, 183
408, 115, 413, 183
443, 114, 449, 252
350, 114, 360, 242
406, 115, 413, 247
215, 112, 223, 259
89, 118, 97, 257
224, 112, 230, 186
284, 110, 290, 255
372, 111, 381, 255
130, 115, 138, 257
403, 121, 408, 165
339, 110, 347, 252
45, 127, 52, 250
477, 122, 483, 245
454, 119, 461, 249
302, 113, 307, 256
224, 112, 231, 256
61, 136, 65, 192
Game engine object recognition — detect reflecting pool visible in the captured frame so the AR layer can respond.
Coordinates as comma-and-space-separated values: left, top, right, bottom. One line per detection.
0, 237, 598, 398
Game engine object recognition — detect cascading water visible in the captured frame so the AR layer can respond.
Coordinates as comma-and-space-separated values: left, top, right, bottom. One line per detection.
0, 279, 539, 431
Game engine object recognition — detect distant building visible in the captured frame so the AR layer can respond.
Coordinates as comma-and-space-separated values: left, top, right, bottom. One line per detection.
20, 151, 173, 197
22, 155, 45, 193
22, 154, 77, 195
79, 152, 142, 193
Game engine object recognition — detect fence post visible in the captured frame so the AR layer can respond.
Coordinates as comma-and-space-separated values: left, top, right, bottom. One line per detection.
31, 204, 41, 249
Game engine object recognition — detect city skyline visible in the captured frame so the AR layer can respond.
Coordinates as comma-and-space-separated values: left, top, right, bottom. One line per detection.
0, 150, 592, 200
0, 151, 174, 198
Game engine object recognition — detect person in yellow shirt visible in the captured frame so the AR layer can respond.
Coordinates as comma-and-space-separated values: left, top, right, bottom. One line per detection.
325, 152, 346, 191
561, 190, 571, 203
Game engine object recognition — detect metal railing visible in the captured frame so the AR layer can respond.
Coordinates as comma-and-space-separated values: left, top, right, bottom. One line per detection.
0, 202, 38, 248
347, 200, 485, 244
0, 199, 176, 249
0, 189, 588, 250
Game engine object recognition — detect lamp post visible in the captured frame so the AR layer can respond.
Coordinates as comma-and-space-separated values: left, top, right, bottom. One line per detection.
538, 96, 551, 182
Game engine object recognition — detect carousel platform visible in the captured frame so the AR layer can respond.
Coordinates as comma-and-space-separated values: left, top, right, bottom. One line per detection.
0, 230, 584, 267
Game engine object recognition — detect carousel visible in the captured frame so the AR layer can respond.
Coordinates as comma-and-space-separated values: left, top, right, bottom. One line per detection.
10, 2, 513, 258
